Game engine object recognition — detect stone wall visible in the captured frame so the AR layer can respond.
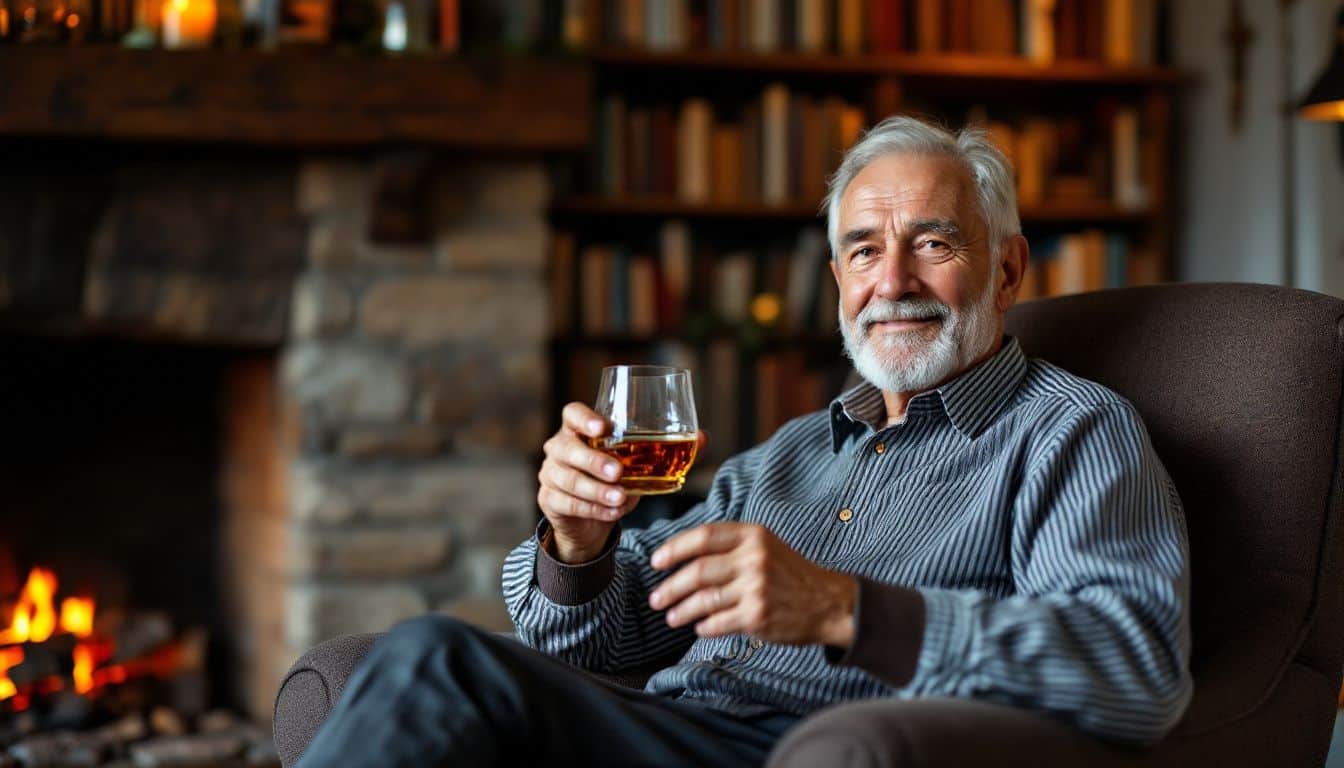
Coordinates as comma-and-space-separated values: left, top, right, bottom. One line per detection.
274, 157, 549, 694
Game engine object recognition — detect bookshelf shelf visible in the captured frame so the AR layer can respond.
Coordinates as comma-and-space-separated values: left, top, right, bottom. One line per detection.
588, 49, 1188, 88
0, 46, 591, 149
551, 196, 1152, 226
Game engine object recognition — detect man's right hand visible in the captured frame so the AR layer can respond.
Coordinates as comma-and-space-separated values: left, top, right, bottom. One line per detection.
537, 402, 639, 564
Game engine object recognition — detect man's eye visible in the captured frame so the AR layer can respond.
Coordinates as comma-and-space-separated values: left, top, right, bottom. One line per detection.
921, 240, 950, 251
853, 246, 877, 260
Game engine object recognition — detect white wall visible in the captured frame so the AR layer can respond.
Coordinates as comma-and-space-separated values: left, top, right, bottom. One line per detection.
1173, 0, 1344, 296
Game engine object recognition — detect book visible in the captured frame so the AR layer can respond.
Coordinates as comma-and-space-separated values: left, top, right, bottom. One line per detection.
946, 0, 973, 53
705, 339, 741, 461
579, 245, 612, 335
621, 0, 644, 46
652, 104, 678, 197
761, 83, 791, 204
915, 0, 941, 53
785, 228, 828, 331
741, 101, 764, 202
837, 0, 864, 54
969, 0, 1016, 56
1015, 118, 1055, 207
1132, 0, 1157, 66
677, 99, 714, 204
626, 107, 652, 196
598, 94, 627, 196
715, 251, 756, 323
755, 354, 783, 443
748, 0, 780, 52
439, 0, 459, 51
707, 0, 740, 49
813, 258, 839, 332
867, 0, 905, 53
796, 0, 828, 52
659, 221, 693, 330
1111, 106, 1147, 209
1106, 232, 1128, 289
1021, 0, 1056, 64
610, 246, 630, 332
711, 123, 745, 203
628, 255, 659, 335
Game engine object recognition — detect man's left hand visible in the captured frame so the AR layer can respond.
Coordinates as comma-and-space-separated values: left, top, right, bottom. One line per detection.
648, 523, 858, 649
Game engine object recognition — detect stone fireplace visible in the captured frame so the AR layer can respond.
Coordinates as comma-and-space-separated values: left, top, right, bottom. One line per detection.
0, 148, 551, 722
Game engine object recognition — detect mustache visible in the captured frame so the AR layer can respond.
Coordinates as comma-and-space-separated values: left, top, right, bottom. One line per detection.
855, 298, 952, 330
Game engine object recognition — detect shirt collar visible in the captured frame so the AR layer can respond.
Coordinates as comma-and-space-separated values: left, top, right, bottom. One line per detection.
829, 335, 1028, 452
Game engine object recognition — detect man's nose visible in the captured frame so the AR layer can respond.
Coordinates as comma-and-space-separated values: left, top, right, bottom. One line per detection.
874, 248, 921, 299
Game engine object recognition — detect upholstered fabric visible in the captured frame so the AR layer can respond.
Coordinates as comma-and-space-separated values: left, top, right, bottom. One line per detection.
272, 283, 1344, 768
273, 633, 380, 768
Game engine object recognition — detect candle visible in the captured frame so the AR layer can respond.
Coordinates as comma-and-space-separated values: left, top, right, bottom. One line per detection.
161, 0, 215, 48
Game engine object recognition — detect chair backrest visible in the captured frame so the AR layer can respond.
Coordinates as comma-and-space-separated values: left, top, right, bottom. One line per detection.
1004, 283, 1344, 743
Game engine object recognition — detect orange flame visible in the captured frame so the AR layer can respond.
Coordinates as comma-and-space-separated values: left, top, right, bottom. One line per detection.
0, 568, 59, 644
60, 597, 95, 638
0, 646, 22, 700
72, 644, 94, 695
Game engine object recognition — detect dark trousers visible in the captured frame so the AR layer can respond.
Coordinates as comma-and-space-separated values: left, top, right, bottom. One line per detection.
295, 616, 799, 768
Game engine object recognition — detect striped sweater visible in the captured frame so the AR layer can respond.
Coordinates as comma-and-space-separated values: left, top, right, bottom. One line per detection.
503, 336, 1193, 745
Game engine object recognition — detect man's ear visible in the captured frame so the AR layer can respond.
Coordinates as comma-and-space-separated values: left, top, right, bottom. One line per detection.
996, 235, 1029, 312
830, 255, 840, 285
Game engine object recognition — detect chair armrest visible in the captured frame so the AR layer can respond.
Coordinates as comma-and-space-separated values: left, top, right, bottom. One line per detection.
272, 633, 382, 768
766, 697, 1136, 768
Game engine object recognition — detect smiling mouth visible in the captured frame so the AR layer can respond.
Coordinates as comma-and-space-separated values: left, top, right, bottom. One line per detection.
868, 317, 941, 333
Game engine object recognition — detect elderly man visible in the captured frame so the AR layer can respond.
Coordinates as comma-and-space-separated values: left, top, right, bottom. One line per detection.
296, 116, 1192, 768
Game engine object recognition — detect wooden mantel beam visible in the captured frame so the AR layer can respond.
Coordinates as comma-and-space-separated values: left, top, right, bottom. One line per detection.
0, 47, 592, 151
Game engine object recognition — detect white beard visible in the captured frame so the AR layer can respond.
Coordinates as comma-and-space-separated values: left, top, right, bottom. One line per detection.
839, 268, 1001, 395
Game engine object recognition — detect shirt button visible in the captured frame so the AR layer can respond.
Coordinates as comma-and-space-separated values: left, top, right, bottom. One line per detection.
873, 442, 886, 454
837, 507, 854, 523
750, 638, 763, 650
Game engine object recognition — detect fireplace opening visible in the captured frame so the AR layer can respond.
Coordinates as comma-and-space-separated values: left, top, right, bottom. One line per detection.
0, 329, 283, 756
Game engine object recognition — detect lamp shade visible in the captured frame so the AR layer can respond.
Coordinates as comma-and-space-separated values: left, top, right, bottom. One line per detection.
1300, 6, 1344, 120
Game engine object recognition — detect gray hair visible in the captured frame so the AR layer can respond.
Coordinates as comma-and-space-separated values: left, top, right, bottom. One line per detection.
823, 116, 1021, 260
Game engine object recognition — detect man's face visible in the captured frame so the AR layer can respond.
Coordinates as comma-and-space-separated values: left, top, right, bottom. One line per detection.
832, 152, 1005, 394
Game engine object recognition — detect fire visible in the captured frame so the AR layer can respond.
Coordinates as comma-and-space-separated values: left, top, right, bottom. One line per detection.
0, 647, 22, 700
60, 597, 95, 638
0, 568, 58, 644
1, 567, 97, 705
72, 644, 93, 695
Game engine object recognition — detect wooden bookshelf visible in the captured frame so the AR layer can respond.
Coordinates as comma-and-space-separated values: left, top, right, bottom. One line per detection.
543, 5, 1187, 486
0, 47, 591, 149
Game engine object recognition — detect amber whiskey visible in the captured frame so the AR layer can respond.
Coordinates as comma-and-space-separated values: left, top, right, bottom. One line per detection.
588, 431, 699, 495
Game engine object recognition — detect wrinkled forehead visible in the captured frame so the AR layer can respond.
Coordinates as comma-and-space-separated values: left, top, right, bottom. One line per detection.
839, 152, 979, 228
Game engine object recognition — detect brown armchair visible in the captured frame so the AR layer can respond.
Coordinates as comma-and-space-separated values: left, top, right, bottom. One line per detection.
274, 283, 1344, 767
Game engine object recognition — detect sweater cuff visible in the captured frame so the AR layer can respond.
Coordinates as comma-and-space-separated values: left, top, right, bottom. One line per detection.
533, 520, 620, 606
825, 577, 925, 687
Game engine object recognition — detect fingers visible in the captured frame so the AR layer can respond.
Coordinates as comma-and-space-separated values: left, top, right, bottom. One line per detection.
538, 460, 626, 511
663, 583, 739, 629
562, 402, 609, 439
649, 553, 735, 611
543, 430, 622, 483
537, 485, 624, 522
651, 523, 746, 571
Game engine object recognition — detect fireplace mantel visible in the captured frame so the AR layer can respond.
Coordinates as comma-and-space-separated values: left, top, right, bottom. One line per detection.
0, 47, 591, 150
